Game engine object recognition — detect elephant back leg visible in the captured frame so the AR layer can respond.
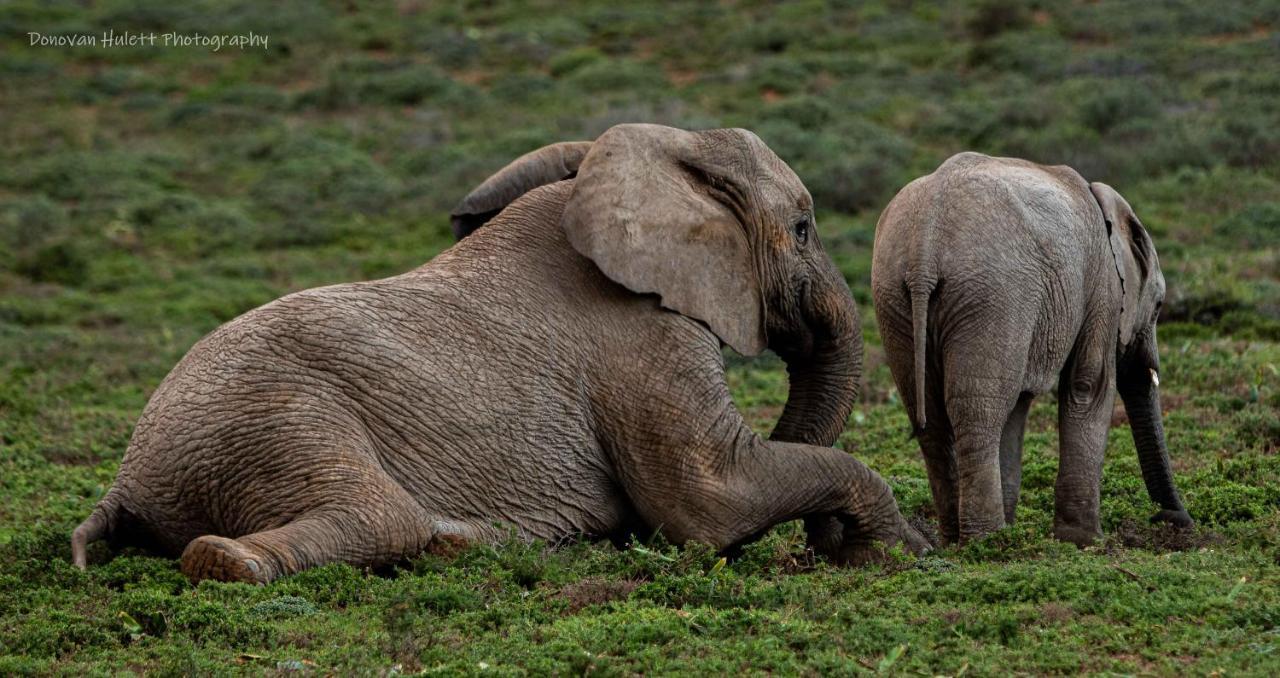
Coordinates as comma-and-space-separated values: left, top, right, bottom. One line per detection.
999, 393, 1034, 525
901, 349, 959, 544
942, 322, 1030, 542
179, 460, 438, 584
917, 396, 958, 544
877, 291, 959, 543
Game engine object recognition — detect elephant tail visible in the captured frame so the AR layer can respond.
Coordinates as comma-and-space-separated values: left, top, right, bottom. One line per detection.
451, 141, 594, 240
908, 280, 935, 430
71, 489, 125, 570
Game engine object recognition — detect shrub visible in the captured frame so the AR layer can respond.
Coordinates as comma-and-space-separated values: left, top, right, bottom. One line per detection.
247, 135, 402, 246
549, 46, 605, 77
565, 58, 666, 93
755, 117, 913, 214
965, 0, 1032, 40
297, 59, 471, 110
15, 241, 88, 287
249, 595, 318, 619
0, 195, 68, 263
1212, 112, 1280, 169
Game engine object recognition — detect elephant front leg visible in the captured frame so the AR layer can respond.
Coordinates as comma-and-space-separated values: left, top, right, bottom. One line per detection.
619, 439, 930, 564
1052, 349, 1116, 547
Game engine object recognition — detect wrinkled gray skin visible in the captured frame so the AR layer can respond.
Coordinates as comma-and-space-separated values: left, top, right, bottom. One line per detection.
74, 124, 927, 584
872, 152, 1192, 546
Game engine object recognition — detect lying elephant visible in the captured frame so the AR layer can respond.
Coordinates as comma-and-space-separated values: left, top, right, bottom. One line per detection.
871, 152, 1192, 546
73, 124, 928, 584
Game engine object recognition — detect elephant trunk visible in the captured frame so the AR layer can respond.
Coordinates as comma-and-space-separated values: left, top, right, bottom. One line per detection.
1117, 330, 1192, 526
770, 266, 862, 448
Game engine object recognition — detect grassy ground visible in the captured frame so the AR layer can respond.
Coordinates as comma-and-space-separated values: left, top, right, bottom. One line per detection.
1, 0, 1278, 674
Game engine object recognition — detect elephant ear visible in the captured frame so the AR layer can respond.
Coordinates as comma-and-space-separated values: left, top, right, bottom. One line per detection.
562, 124, 766, 356
450, 141, 593, 240
1090, 181, 1153, 347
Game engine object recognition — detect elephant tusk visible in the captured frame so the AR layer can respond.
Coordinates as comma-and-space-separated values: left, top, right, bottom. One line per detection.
1149, 368, 1160, 387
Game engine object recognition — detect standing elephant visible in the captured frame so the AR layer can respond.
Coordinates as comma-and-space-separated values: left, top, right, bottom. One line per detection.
871, 152, 1191, 546
73, 124, 927, 584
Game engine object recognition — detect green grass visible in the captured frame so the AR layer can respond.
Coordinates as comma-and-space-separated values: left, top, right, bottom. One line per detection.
2, 0, 1278, 674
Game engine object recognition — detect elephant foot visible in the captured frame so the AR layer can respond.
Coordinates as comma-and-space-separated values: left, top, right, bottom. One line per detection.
902, 518, 937, 554
958, 515, 1006, 545
1053, 523, 1102, 548
803, 515, 843, 557
936, 527, 960, 547
181, 535, 268, 585
826, 520, 932, 566
1150, 508, 1193, 528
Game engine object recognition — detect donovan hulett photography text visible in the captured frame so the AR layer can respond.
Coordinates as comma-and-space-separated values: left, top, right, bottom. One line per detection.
27, 29, 269, 51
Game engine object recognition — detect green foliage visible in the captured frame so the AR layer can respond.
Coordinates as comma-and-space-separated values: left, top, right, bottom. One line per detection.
249, 595, 318, 619
2, 0, 1279, 673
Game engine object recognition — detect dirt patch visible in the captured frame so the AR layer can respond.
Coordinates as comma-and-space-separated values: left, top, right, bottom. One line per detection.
1198, 24, 1272, 46
556, 577, 640, 613
1040, 602, 1075, 625
1109, 519, 1223, 553
666, 68, 699, 87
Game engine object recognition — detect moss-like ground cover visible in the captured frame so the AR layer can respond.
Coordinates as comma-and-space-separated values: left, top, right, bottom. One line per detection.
2, 1, 1277, 674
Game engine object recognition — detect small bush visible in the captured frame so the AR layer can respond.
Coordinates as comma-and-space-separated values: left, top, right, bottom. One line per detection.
549, 47, 605, 77
15, 241, 88, 287
297, 59, 470, 110
1218, 202, 1280, 249
566, 58, 666, 93
965, 0, 1032, 40
249, 595, 318, 619
0, 195, 68, 266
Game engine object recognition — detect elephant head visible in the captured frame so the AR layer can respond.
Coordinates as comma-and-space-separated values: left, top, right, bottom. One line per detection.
452, 124, 862, 447
1091, 182, 1191, 527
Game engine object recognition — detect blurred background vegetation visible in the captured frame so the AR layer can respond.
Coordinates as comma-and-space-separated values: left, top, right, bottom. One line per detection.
1, 0, 1278, 673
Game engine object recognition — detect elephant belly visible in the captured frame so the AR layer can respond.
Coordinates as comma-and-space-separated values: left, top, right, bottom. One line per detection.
352, 336, 632, 543
379, 413, 633, 542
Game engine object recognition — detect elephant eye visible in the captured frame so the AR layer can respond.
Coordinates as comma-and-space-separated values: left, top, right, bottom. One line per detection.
793, 215, 811, 245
